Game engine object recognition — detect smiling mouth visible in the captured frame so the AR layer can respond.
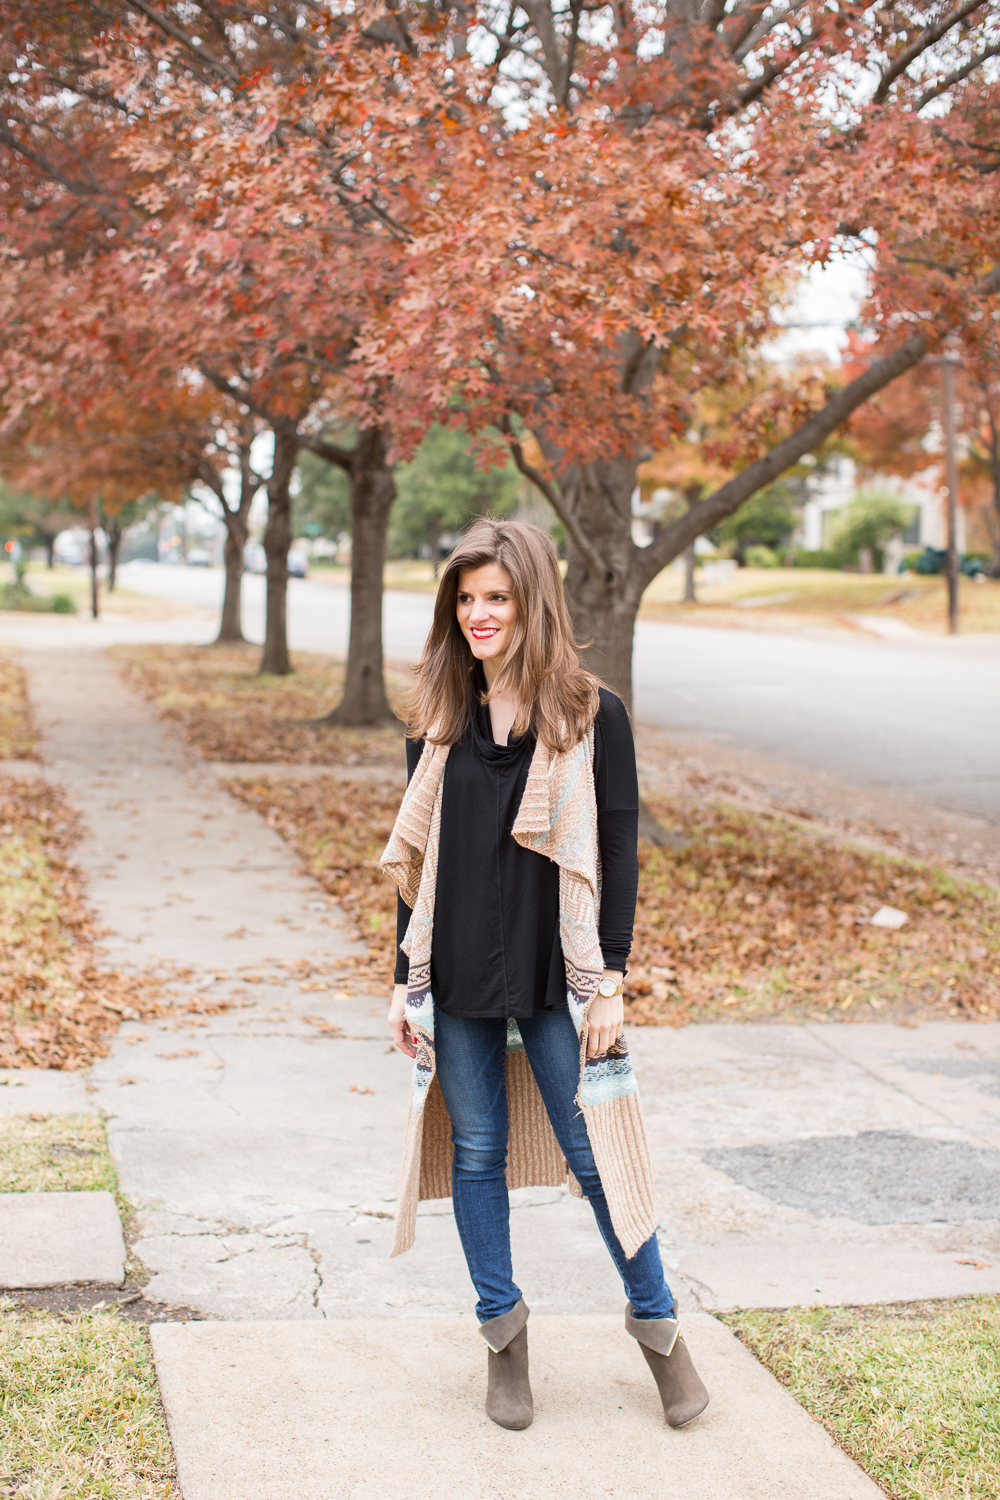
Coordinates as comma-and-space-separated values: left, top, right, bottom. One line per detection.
470, 627, 500, 640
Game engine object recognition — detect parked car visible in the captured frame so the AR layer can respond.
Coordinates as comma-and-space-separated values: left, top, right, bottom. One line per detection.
243, 543, 309, 577
186, 547, 212, 567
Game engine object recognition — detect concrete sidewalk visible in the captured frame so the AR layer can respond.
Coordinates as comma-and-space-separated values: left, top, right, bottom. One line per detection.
150, 1314, 882, 1500
6, 632, 1000, 1497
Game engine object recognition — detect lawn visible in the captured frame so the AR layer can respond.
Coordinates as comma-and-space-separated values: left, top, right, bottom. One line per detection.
0, 1112, 118, 1194
0, 1111, 175, 1497
640, 565, 1000, 635
113, 642, 999, 1024
24, 563, 201, 621
0, 655, 38, 760
225, 776, 999, 1024
0, 1301, 177, 1500
725, 1299, 1000, 1500
113, 642, 406, 764
0, 774, 180, 1070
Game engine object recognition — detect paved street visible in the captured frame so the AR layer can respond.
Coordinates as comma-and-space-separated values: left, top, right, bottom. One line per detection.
118, 561, 1000, 823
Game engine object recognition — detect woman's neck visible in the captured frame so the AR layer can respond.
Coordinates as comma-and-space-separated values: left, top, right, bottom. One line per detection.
481, 654, 518, 744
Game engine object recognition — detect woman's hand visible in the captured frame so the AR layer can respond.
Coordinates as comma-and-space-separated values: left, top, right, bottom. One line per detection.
587, 973, 625, 1059
388, 983, 417, 1058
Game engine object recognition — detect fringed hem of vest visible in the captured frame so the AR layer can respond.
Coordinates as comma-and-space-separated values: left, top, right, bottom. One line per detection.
380, 727, 657, 1262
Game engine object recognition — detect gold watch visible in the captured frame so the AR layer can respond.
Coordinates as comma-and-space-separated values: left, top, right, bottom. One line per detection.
597, 976, 623, 999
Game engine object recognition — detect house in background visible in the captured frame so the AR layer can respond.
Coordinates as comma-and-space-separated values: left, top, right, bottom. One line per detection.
799, 454, 966, 569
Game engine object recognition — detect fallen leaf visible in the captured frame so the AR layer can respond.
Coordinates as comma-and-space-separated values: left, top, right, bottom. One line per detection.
955, 1257, 992, 1270
302, 1015, 342, 1035
119, 1077, 140, 1086
156, 1049, 201, 1060
349, 1084, 374, 1095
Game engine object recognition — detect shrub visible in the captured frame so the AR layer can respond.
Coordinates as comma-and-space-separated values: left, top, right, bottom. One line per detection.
786, 549, 841, 569
744, 544, 780, 568
828, 488, 910, 570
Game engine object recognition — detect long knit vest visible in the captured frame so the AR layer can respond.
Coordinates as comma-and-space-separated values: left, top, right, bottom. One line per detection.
380, 726, 657, 1260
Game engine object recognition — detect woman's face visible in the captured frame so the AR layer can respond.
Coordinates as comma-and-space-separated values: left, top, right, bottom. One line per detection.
456, 564, 518, 667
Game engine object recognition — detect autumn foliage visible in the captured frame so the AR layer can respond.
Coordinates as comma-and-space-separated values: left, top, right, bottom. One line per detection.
2, 1, 999, 689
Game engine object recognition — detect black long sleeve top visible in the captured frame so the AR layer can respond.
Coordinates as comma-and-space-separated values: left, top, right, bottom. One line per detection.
393, 684, 639, 1020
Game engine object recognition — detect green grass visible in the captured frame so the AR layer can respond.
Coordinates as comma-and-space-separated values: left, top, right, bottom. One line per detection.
0, 1112, 118, 1194
0, 1303, 176, 1499
724, 1299, 1000, 1500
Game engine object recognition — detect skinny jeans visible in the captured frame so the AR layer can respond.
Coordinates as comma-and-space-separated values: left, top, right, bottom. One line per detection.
433, 1004, 675, 1324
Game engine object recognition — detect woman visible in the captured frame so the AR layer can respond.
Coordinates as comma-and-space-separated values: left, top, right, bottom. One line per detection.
381, 518, 708, 1432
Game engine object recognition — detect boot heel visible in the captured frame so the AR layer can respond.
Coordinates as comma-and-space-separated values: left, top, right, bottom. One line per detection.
625, 1302, 709, 1428
479, 1299, 534, 1430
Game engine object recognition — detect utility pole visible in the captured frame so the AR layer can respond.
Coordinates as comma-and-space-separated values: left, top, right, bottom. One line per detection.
927, 354, 961, 635
88, 494, 100, 621
942, 359, 961, 634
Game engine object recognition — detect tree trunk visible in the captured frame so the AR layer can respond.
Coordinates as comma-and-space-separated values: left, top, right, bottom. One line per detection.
106, 521, 122, 591
429, 512, 441, 579
45, 536, 55, 569
543, 453, 646, 711
683, 543, 697, 602
259, 429, 297, 676
217, 514, 247, 643
322, 425, 397, 726
88, 527, 99, 620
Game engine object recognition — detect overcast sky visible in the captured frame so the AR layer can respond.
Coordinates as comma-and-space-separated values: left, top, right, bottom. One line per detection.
766, 256, 871, 365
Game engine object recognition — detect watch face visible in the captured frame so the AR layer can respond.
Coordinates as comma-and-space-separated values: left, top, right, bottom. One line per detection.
598, 978, 617, 997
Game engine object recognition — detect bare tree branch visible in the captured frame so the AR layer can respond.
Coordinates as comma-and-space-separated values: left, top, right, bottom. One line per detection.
873, 0, 988, 104
916, 40, 1000, 111
123, 0, 242, 87
295, 431, 356, 471
641, 333, 931, 579
502, 420, 606, 576
731, 0, 809, 63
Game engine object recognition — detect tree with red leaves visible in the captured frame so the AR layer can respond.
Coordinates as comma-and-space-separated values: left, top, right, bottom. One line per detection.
3, 1, 999, 740
359, 4, 1000, 712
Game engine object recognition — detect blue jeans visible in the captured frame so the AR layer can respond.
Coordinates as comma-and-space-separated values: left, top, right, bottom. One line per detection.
433, 1005, 675, 1324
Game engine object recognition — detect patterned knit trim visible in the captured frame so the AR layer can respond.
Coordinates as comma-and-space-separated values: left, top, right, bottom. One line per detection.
382, 726, 658, 1261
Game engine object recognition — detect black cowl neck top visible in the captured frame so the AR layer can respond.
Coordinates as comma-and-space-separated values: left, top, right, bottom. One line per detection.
394, 674, 639, 1021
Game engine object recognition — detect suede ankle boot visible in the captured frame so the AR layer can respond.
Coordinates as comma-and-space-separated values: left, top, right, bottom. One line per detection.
479, 1298, 533, 1430
625, 1302, 710, 1428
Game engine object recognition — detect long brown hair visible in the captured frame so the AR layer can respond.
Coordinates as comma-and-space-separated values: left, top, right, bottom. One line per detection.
408, 517, 601, 752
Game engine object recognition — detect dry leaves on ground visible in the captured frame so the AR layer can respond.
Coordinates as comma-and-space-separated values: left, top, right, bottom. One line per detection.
113, 643, 406, 765
0, 656, 38, 761
0, 777, 231, 1069
227, 777, 1000, 1025
628, 796, 999, 1025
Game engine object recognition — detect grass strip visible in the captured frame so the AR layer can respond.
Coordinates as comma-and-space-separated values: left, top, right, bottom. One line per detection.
0, 776, 171, 1069
724, 1299, 1000, 1500
0, 1112, 116, 1194
629, 794, 999, 1024
224, 777, 999, 1025
0, 655, 38, 761
112, 642, 406, 764
0, 1302, 176, 1500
